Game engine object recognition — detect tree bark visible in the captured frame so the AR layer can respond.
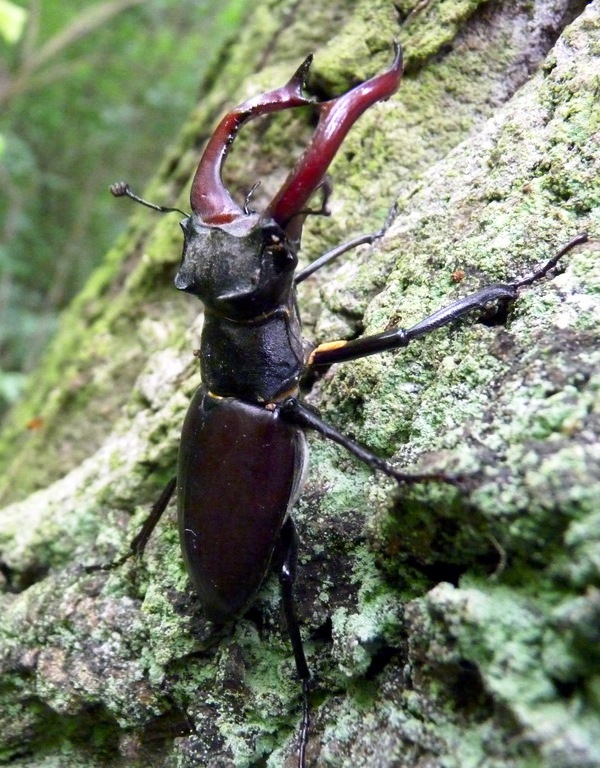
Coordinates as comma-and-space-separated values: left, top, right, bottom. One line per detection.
1, 1, 598, 766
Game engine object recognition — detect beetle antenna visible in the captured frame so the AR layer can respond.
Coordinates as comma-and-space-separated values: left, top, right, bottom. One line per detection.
243, 180, 261, 214
110, 182, 189, 217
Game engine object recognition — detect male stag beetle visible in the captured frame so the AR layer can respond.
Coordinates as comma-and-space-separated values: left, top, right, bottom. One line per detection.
111, 42, 587, 767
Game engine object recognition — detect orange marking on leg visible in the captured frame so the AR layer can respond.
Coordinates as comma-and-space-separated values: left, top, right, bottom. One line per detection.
308, 339, 348, 366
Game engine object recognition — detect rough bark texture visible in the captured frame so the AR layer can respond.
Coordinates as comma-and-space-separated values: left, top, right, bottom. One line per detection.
1, 1, 599, 766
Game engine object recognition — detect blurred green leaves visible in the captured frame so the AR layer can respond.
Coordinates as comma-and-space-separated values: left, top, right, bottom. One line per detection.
0, 0, 246, 415
0, 0, 27, 44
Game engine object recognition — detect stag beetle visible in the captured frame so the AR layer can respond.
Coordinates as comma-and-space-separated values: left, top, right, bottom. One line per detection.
111, 42, 587, 767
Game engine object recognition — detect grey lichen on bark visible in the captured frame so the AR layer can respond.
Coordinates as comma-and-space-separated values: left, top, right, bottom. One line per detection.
0, 1, 598, 767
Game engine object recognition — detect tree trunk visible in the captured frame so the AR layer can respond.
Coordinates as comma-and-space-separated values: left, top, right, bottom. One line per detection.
1, 1, 598, 766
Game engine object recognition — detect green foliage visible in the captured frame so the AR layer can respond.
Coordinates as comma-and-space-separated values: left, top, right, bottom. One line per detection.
0, 0, 27, 43
0, 0, 247, 414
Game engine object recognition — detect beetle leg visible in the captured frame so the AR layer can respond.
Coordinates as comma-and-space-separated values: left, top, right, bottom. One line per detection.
280, 399, 454, 485
127, 475, 177, 557
276, 517, 310, 679
86, 476, 176, 574
295, 201, 398, 284
290, 176, 333, 223
307, 233, 588, 367
274, 517, 310, 768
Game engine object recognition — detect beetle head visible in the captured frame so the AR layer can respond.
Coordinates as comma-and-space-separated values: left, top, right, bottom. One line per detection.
176, 43, 403, 315
112, 47, 403, 317
175, 213, 298, 318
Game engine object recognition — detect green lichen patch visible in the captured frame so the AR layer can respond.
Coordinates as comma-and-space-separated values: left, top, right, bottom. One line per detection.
407, 582, 600, 767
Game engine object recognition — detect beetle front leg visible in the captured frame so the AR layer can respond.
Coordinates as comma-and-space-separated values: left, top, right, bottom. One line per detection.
295, 200, 398, 284
307, 233, 588, 367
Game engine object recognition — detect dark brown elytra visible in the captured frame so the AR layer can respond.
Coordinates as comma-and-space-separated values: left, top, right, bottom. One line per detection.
110, 42, 587, 767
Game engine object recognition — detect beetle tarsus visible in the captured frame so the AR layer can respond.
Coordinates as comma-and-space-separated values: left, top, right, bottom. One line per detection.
84, 476, 176, 574
275, 517, 311, 767
280, 397, 458, 486
83, 551, 132, 574
298, 678, 310, 768
290, 176, 333, 222
511, 232, 588, 289
295, 197, 398, 284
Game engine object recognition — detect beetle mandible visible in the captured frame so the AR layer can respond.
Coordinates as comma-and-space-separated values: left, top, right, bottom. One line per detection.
111, 42, 586, 767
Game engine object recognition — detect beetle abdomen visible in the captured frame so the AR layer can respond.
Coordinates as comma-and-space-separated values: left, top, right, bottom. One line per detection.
177, 386, 307, 623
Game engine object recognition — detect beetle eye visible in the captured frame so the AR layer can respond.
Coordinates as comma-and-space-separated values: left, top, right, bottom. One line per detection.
262, 222, 284, 244
266, 241, 296, 271
261, 224, 295, 270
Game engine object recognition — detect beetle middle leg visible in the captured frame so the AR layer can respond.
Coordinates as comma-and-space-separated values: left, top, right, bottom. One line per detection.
284, 233, 588, 482
280, 398, 453, 485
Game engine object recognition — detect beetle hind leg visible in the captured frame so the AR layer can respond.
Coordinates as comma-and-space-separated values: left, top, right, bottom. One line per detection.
85, 476, 177, 573
276, 517, 310, 679
280, 398, 456, 485
274, 517, 310, 767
